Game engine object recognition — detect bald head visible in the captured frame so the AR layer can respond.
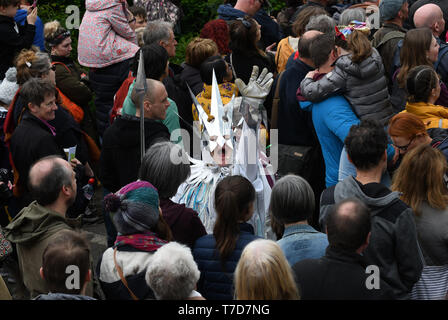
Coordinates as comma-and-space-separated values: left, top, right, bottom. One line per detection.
414, 4, 445, 37
325, 198, 371, 252
302, 30, 323, 41
298, 30, 323, 60
28, 156, 74, 206
131, 79, 164, 105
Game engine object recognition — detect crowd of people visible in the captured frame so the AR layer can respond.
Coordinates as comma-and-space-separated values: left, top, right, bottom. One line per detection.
0, 0, 447, 301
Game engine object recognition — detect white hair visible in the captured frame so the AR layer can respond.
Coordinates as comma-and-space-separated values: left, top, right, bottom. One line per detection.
145, 242, 200, 300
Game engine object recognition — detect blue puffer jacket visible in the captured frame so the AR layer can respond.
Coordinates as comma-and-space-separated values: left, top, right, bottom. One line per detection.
192, 223, 260, 300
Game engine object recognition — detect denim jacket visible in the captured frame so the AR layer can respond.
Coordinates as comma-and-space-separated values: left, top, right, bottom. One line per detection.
277, 224, 328, 266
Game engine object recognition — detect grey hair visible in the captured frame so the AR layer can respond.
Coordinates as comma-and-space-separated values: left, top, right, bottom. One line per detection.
145, 242, 200, 300
339, 8, 366, 25
269, 174, 315, 224
139, 141, 190, 198
143, 20, 173, 45
32, 52, 52, 75
305, 14, 337, 35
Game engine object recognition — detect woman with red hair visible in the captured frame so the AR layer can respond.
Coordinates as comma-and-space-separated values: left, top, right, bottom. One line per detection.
388, 112, 448, 170
200, 19, 231, 56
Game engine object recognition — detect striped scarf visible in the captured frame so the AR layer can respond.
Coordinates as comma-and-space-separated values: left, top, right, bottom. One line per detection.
114, 232, 167, 252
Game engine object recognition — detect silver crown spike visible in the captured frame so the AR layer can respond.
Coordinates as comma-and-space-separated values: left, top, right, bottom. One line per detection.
209, 69, 225, 140
187, 84, 214, 137
134, 50, 147, 162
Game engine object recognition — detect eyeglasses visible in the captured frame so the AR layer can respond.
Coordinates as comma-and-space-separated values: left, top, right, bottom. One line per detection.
236, 17, 252, 29
393, 136, 415, 152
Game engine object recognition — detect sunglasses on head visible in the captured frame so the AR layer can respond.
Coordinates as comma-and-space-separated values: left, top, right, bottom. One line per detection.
237, 17, 252, 29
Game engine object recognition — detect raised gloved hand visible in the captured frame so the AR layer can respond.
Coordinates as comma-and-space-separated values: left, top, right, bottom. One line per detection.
235, 66, 273, 130
235, 66, 274, 99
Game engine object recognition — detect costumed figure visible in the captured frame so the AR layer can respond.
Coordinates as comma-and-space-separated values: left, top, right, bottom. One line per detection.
173, 66, 275, 238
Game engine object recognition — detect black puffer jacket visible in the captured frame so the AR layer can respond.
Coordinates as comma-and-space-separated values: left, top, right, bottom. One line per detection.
300, 48, 393, 126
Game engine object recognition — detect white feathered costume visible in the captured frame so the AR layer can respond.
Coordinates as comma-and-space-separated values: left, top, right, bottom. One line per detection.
172, 66, 275, 239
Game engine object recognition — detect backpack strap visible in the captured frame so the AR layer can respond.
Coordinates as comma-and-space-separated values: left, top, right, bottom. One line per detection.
113, 247, 139, 301
270, 70, 285, 129
51, 61, 71, 74
374, 30, 405, 50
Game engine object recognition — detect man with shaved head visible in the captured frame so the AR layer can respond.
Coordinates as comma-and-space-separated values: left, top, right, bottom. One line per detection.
100, 79, 170, 246
413, 3, 448, 84
4, 156, 77, 298
409, 0, 448, 40
100, 79, 170, 195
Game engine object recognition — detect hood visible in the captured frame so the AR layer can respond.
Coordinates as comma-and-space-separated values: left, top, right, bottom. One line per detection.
334, 176, 400, 216
106, 115, 169, 148
181, 64, 200, 78
159, 198, 192, 227
34, 293, 96, 300
336, 48, 384, 79
217, 4, 245, 20
14, 9, 27, 22
4, 201, 69, 244
86, 0, 122, 12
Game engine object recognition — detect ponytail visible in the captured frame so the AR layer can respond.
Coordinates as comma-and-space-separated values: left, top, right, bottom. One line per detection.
213, 176, 255, 268
348, 30, 372, 64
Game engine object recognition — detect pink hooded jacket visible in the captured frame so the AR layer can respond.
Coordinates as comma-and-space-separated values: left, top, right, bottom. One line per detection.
78, 0, 139, 68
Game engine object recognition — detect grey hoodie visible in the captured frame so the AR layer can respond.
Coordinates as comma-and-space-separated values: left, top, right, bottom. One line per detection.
320, 176, 424, 299
300, 48, 393, 126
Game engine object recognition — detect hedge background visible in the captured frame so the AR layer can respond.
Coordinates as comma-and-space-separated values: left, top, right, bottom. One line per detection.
35, 0, 286, 64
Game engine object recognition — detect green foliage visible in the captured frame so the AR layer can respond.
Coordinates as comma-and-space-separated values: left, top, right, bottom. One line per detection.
32, 0, 84, 61
269, 0, 287, 14
179, 0, 222, 34
179, 0, 286, 34
35, 0, 286, 65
